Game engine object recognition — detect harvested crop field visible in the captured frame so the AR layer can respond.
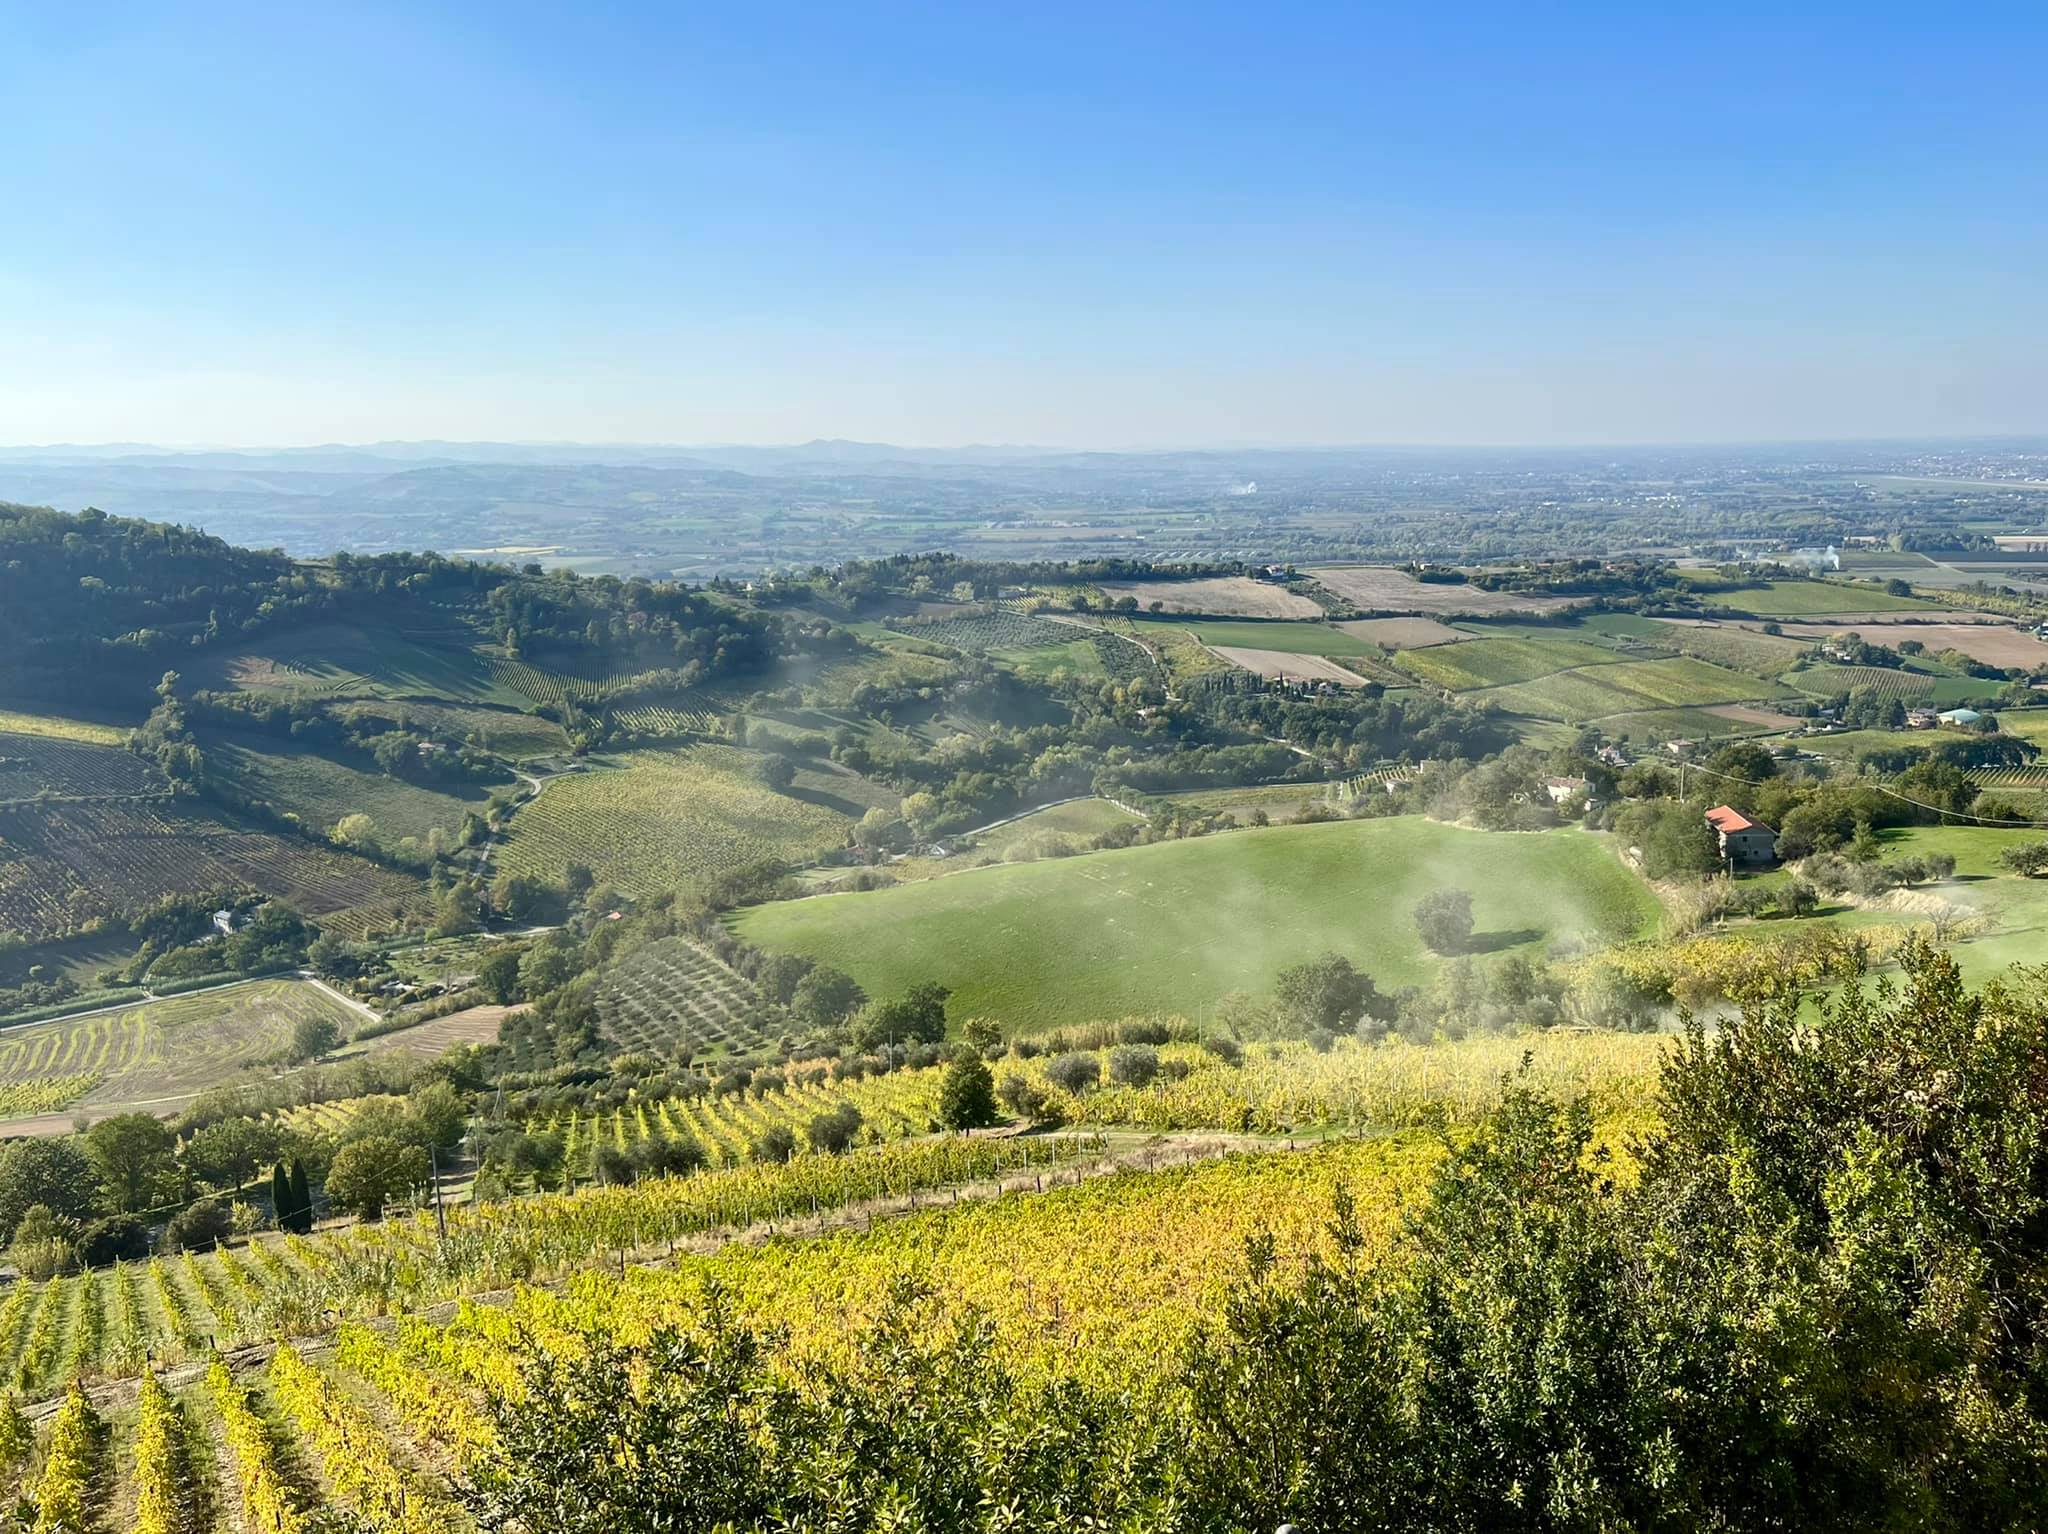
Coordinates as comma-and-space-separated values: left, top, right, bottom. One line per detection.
1098, 576, 1322, 618
0, 731, 168, 801
346, 1003, 514, 1058
1337, 616, 1468, 648
1772, 622, 2048, 670
0, 979, 366, 1133
1704, 703, 1807, 730
1210, 648, 1374, 686
1312, 566, 1574, 616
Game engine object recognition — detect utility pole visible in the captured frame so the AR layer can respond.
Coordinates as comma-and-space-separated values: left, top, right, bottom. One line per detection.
429, 1144, 448, 1243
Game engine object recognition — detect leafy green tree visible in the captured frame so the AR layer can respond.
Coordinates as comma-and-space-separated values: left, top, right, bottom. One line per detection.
519, 939, 579, 997
286, 1158, 314, 1234
1616, 798, 1720, 879
789, 966, 865, 1028
182, 1117, 281, 1191
805, 1102, 863, 1155
7, 1205, 80, 1281
851, 983, 950, 1049
1413, 888, 1474, 955
323, 1137, 429, 1221
0, 1139, 96, 1245
84, 1114, 176, 1215
289, 1012, 341, 1062
495, 872, 561, 925
1274, 952, 1387, 1031
162, 1197, 232, 1253
1043, 1052, 1100, 1094
270, 1160, 292, 1228
478, 946, 524, 1004
1106, 1045, 1159, 1088
938, 1053, 999, 1130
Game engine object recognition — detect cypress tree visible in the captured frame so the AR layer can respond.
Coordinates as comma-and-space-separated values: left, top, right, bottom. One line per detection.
287, 1158, 313, 1234
269, 1161, 290, 1228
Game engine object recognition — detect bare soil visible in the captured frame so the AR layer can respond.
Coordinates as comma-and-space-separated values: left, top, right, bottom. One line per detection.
1099, 576, 1323, 618
1337, 616, 1469, 648
1773, 621, 2048, 669
1312, 566, 1575, 616
1210, 647, 1375, 686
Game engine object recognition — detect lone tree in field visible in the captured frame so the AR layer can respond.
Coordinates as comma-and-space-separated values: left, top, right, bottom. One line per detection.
1414, 888, 1475, 955
939, 1052, 1000, 1130
290, 1012, 342, 1063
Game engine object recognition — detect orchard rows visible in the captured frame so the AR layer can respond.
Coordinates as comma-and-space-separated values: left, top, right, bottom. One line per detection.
538, 1066, 947, 1176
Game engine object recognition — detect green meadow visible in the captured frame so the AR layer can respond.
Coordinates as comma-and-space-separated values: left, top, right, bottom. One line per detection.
736, 818, 1661, 1033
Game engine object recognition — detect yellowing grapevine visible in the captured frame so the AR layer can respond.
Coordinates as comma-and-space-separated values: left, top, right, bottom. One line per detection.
0, 1031, 1665, 1527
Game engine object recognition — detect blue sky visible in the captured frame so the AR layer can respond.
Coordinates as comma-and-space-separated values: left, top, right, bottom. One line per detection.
2, 1, 2043, 446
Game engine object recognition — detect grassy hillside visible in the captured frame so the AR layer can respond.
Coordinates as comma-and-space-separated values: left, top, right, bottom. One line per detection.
736, 818, 1661, 1032
210, 735, 505, 842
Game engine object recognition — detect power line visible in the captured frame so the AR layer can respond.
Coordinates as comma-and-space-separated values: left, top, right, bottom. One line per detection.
1670, 755, 2048, 830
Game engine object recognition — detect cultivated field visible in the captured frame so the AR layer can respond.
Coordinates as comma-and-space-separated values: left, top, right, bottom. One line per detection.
1209, 647, 1374, 686
1098, 576, 1323, 618
0, 980, 365, 1131
0, 710, 130, 747
1134, 616, 1376, 655
1696, 579, 1938, 617
1592, 706, 1798, 745
1336, 616, 1468, 647
209, 623, 519, 704
737, 819, 1660, 1032
1774, 621, 2048, 670
596, 936, 775, 1058
1393, 634, 1621, 691
1313, 566, 1575, 616
495, 745, 864, 896
1479, 656, 1783, 721
1624, 617, 1810, 677
0, 801, 420, 943
339, 1003, 513, 1059
892, 610, 1079, 653
0, 732, 167, 802
329, 698, 570, 757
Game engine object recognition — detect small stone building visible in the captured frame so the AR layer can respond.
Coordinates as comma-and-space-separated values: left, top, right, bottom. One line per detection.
1704, 804, 1777, 868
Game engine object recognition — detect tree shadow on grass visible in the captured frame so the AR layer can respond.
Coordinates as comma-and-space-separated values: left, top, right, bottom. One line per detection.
783, 783, 869, 818
1462, 928, 1544, 955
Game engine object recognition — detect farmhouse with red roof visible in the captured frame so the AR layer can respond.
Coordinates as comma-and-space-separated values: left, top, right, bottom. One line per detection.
1704, 804, 1777, 868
